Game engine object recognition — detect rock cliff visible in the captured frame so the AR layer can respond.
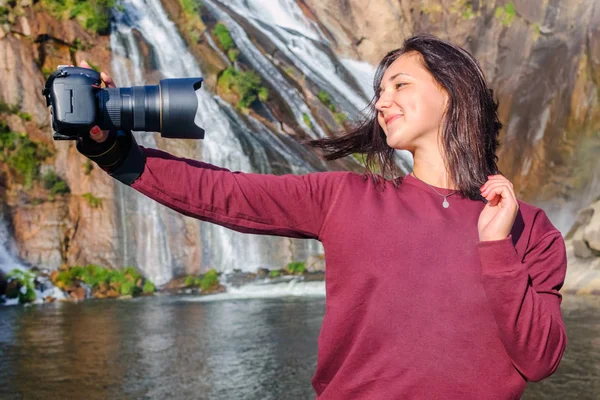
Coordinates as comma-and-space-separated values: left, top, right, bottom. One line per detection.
1, 0, 599, 291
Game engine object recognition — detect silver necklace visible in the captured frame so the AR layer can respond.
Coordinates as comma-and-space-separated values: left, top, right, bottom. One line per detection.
411, 171, 459, 209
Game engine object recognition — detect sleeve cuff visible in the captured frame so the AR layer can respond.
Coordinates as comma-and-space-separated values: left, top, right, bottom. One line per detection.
477, 234, 523, 274
109, 132, 146, 185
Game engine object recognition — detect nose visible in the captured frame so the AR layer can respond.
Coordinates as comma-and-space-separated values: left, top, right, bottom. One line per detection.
375, 92, 392, 112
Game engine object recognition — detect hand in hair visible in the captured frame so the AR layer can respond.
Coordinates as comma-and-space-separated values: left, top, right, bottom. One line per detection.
478, 174, 519, 242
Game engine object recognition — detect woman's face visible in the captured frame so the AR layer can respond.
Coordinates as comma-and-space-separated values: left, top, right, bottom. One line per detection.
375, 52, 449, 153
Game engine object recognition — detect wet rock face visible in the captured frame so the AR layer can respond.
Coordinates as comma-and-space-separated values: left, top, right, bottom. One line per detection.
0, 0, 116, 270
567, 201, 600, 257
12, 200, 69, 269
319, 0, 416, 62
0, 0, 599, 285
564, 198, 600, 294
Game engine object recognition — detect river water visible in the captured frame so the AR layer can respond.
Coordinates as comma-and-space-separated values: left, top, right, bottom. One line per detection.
0, 293, 598, 399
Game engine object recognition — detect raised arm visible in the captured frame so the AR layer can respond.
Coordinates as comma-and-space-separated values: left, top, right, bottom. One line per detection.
131, 146, 344, 239
77, 129, 345, 240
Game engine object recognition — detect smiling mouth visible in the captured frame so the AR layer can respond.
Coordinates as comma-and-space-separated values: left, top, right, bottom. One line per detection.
385, 115, 403, 125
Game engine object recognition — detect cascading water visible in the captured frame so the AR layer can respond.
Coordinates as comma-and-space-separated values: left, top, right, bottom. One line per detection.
208, 0, 369, 112
108, 0, 359, 285
201, 0, 327, 138
0, 218, 26, 275
206, 0, 414, 171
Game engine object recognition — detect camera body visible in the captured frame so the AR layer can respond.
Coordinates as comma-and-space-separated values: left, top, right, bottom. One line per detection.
42, 66, 206, 140
42, 67, 102, 140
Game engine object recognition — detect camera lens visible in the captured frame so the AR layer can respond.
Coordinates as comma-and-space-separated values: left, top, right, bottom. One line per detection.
98, 86, 160, 132
96, 78, 205, 139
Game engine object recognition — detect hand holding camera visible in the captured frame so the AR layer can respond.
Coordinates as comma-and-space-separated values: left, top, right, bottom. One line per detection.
81, 60, 113, 144
42, 61, 206, 183
42, 61, 205, 140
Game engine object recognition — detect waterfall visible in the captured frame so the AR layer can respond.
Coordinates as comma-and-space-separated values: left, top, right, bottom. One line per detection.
109, 0, 358, 285
208, 0, 370, 113
206, 0, 413, 172
0, 218, 26, 275
201, 0, 327, 138
339, 58, 376, 100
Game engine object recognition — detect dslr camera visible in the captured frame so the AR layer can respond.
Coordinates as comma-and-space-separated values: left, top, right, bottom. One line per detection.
42, 66, 205, 140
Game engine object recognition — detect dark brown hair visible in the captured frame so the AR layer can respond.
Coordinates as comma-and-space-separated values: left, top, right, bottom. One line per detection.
304, 34, 502, 200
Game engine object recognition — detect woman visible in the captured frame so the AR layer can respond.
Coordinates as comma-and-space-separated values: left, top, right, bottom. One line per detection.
76, 34, 567, 399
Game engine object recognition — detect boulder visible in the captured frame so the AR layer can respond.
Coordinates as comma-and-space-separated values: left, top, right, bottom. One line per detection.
68, 286, 85, 301
564, 199, 600, 294
256, 268, 270, 279
201, 284, 226, 296
5, 279, 19, 298
306, 254, 326, 272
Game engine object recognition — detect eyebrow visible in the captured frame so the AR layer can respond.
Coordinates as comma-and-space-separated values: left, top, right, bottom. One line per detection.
379, 72, 412, 92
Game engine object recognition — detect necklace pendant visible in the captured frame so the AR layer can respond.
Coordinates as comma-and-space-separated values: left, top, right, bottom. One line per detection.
443, 198, 450, 208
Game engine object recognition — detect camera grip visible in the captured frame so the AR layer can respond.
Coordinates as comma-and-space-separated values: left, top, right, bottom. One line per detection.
76, 130, 146, 185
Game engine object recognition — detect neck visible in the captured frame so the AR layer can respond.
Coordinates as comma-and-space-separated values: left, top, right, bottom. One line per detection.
411, 147, 457, 190
410, 132, 458, 190
411, 134, 458, 190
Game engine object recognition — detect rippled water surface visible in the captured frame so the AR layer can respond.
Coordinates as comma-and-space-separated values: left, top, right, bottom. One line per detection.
0, 294, 598, 399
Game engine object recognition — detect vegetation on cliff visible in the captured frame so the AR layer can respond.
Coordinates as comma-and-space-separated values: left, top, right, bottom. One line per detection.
213, 23, 269, 111
184, 268, 222, 293
285, 261, 306, 275
178, 0, 204, 42
494, 2, 516, 27
218, 66, 269, 110
0, 116, 72, 200
41, 170, 70, 196
40, 0, 118, 35
213, 22, 239, 63
0, 121, 53, 189
317, 90, 347, 126
0, 265, 157, 305
0, 102, 32, 121
82, 192, 102, 208
4, 269, 37, 304
52, 264, 156, 297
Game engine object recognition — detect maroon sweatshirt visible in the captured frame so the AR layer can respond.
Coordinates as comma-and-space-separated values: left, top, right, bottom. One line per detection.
129, 147, 567, 399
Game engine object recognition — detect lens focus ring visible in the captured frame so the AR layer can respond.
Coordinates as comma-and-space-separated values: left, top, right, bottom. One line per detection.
99, 89, 122, 129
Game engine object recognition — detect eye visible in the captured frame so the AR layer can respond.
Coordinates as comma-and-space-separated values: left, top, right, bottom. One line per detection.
378, 82, 405, 95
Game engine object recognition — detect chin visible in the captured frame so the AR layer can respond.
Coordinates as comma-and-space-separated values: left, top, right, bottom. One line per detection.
387, 140, 407, 151
386, 134, 409, 151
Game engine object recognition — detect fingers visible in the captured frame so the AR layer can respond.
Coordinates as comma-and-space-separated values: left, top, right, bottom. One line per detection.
480, 182, 518, 206
76, 60, 115, 88
100, 71, 116, 88
89, 126, 109, 143
480, 174, 511, 192
63, 61, 113, 142
480, 181, 511, 197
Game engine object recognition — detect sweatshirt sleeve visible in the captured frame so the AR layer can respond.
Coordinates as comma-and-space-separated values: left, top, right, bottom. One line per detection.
476, 221, 568, 382
128, 147, 345, 240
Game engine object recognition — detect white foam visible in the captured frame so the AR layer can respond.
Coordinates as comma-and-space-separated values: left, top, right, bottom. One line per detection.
340, 58, 376, 100
182, 278, 325, 302
3, 297, 20, 306
0, 218, 26, 275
